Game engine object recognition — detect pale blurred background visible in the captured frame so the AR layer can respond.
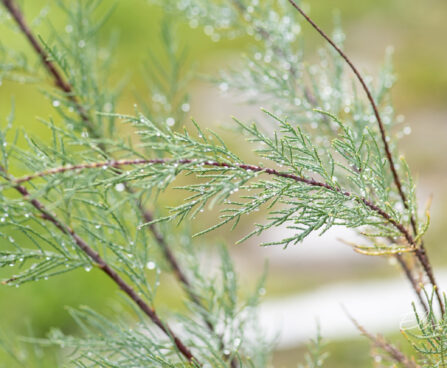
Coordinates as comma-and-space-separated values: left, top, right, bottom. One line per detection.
0, 0, 446, 366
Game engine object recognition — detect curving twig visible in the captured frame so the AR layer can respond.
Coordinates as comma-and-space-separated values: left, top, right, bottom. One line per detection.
229, 0, 427, 314
13, 158, 418, 248
346, 309, 420, 368
286, 0, 443, 315
0, 166, 199, 364
0, 0, 237, 363
0, 0, 96, 137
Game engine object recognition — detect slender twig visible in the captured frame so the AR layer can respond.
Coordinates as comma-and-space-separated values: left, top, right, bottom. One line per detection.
12, 158, 417, 247
0, 0, 96, 137
0, 167, 198, 364
395, 253, 428, 314
230, 0, 424, 308
346, 310, 420, 368
13, 159, 160, 184
138, 205, 209, 311
286, 0, 404, 203
1, 1, 238, 362
0, 0, 193, 312
286, 0, 443, 314
14, 157, 429, 353
136, 203, 237, 367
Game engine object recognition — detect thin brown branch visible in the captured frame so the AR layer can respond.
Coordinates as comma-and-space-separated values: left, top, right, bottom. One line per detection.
230, 0, 429, 316
6, 179, 198, 364
395, 253, 428, 315
286, 0, 404, 203
13, 157, 417, 248
286, 0, 443, 314
0, 0, 96, 138
136, 202, 240, 367
231, 0, 422, 306
138, 205, 205, 307
347, 311, 420, 368
13, 159, 158, 184
1, 0, 232, 341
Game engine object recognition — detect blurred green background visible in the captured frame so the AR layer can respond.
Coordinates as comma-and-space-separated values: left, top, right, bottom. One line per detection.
0, 0, 446, 366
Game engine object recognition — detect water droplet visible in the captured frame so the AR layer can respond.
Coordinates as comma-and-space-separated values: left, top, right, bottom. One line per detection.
84, 265, 92, 272
403, 126, 412, 135
166, 117, 175, 127
52, 100, 60, 107
65, 24, 73, 33
78, 40, 86, 48
181, 103, 190, 112
115, 183, 125, 192
146, 261, 156, 270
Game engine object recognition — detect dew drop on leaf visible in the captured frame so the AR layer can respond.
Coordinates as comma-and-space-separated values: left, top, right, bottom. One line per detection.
115, 183, 125, 192
146, 261, 156, 270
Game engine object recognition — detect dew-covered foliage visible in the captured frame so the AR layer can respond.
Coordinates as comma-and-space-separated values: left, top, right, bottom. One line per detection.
0, 0, 442, 367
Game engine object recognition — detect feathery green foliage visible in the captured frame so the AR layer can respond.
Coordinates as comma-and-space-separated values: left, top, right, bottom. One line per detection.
0, 0, 444, 367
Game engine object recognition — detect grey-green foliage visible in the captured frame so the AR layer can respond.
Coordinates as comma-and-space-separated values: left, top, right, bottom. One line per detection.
145, 0, 425, 246
19, 246, 269, 368
402, 293, 447, 368
158, 0, 400, 135
138, 18, 192, 129
0, 1, 269, 367
299, 326, 327, 368
119, 106, 422, 249
0, 0, 435, 367
39, 0, 121, 138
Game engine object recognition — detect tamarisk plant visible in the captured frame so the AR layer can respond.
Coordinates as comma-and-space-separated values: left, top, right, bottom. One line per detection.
0, 0, 444, 367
